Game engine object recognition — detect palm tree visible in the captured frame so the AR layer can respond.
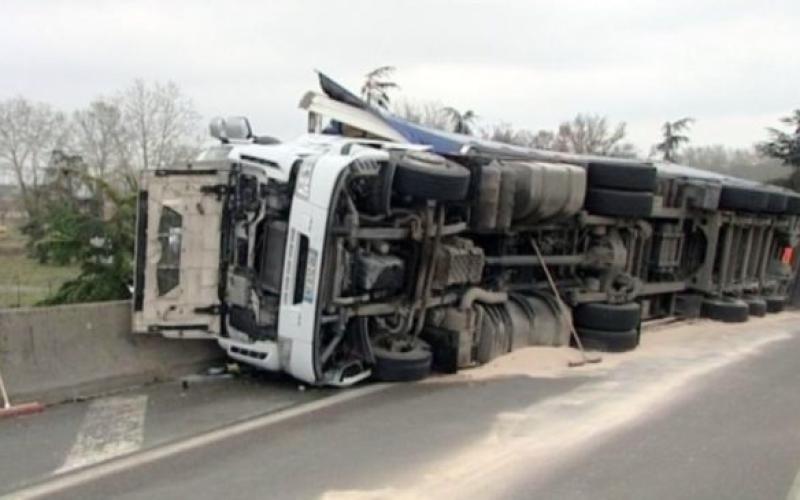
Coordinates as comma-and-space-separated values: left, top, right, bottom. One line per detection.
758, 110, 800, 189
360, 66, 398, 109
655, 117, 694, 162
758, 110, 800, 167
443, 107, 477, 135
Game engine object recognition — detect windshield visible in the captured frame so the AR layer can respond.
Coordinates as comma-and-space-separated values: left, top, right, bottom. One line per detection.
156, 206, 182, 295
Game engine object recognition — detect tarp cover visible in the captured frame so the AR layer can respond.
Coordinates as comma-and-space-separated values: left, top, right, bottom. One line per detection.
315, 73, 650, 163
314, 72, 772, 187
318, 71, 369, 111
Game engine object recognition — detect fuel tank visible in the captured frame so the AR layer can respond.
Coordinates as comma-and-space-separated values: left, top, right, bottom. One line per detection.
508, 161, 587, 223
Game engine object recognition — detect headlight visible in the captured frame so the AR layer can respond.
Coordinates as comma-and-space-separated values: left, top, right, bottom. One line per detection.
295, 159, 316, 199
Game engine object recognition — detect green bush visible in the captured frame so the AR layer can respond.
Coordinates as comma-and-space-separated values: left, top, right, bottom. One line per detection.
36, 177, 135, 305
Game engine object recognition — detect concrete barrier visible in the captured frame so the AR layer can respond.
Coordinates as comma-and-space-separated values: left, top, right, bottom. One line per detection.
0, 301, 224, 404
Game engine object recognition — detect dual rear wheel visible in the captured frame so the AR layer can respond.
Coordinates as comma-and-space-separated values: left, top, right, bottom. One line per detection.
583, 162, 657, 218
572, 302, 641, 352
701, 298, 750, 323
701, 295, 786, 322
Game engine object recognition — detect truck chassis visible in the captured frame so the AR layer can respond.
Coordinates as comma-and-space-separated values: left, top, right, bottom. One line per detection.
132, 76, 800, 386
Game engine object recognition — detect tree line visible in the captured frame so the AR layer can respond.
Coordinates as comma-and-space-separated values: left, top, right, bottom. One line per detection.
0, 68, 798, 306
0, 80, 201, 220
364, 66, 799, 186
0, 80, 202, 304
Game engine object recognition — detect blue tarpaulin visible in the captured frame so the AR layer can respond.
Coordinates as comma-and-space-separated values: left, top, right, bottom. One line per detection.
380, 114, 468, 155
315, 72, 653, 165
317, 70, 468, 155
315, 72, 774, 188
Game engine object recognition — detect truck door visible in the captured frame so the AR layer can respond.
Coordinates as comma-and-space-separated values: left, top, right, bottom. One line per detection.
132, 167, 229, 339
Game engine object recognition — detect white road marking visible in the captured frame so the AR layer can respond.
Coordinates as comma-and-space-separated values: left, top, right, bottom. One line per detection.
57, 395, 148, 474
9, 383, 390, 500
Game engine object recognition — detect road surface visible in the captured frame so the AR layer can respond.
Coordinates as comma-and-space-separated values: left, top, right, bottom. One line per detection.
5, 313, 800, 500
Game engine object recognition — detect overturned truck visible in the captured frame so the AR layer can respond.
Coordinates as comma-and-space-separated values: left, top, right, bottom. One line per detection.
132, 74, 800, 386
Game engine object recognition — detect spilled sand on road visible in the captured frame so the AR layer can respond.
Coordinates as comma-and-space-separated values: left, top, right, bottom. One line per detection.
322, 311, 800, 500
429, 311, 800, 383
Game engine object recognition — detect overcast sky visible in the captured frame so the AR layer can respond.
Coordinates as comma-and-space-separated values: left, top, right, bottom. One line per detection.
2, 0, 798, 155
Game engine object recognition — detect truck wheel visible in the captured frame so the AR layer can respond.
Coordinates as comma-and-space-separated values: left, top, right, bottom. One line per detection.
765, 192, 789, 214
743, 296, 767, 317
371, 334, 433, 382
765, 295, 786, 313
787, 195, 800, 215
573, 302, 641, 331
393, 151, 471, 201
718, 185, 769, 213
701, 298, 749, 323
586, 162, 657, 192
576, 327, 639, 352
584, 188, 654, 218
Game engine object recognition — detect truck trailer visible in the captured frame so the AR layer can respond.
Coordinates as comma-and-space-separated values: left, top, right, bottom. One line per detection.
132, 73, 800, 386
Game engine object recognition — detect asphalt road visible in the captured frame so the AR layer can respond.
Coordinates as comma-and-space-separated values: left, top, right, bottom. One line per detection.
7, 314, 800, 500
0, 370, 328, 495
516, 335, 800, 500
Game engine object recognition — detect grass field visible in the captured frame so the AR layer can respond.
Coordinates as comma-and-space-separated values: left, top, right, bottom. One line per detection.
0, 225, 80, 308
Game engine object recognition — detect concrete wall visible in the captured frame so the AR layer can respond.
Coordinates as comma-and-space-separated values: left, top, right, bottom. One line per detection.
0, 301, 224, 404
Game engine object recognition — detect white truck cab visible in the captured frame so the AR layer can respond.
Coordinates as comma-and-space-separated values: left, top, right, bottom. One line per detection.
134, 121, 450, 386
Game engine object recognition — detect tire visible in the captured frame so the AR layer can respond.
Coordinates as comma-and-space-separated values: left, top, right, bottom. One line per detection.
765, 295, 786, 313
701, 298, 749, 323
586, 162, 657, 192
718, 185, 769, 213
573, 302, 641, 331
766, 192, 789, 214
743, 296, 767, 317
393, 151, 471, 201
584, 188, 654, 218
787, 195, 800, 215
577, 327, 639, 352
371, 335, 433, 382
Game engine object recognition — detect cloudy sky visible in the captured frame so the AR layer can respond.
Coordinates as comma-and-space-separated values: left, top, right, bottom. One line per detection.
2, 0, 798, 154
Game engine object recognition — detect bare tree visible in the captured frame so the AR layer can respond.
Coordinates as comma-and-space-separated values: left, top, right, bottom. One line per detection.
681, 145, 787, 184
654, 117, 694, 162
361, 66, 398, 109
392, 99, 451, 130
484, 115, 636, 158
554, 114, 633, 156
483, 122, 528, 145
483, 124, 556, 149
443, 107, 477, 135
482, 126, 556, 150
73, 98, 131, 183
516, 129, 556, 150
121, 80, 201, 171
0, 97, 69, 217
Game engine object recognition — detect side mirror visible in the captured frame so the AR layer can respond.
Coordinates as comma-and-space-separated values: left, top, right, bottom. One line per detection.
209, 116, 253, 142
224, 116, 253, 140
209, 117, 227, 141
